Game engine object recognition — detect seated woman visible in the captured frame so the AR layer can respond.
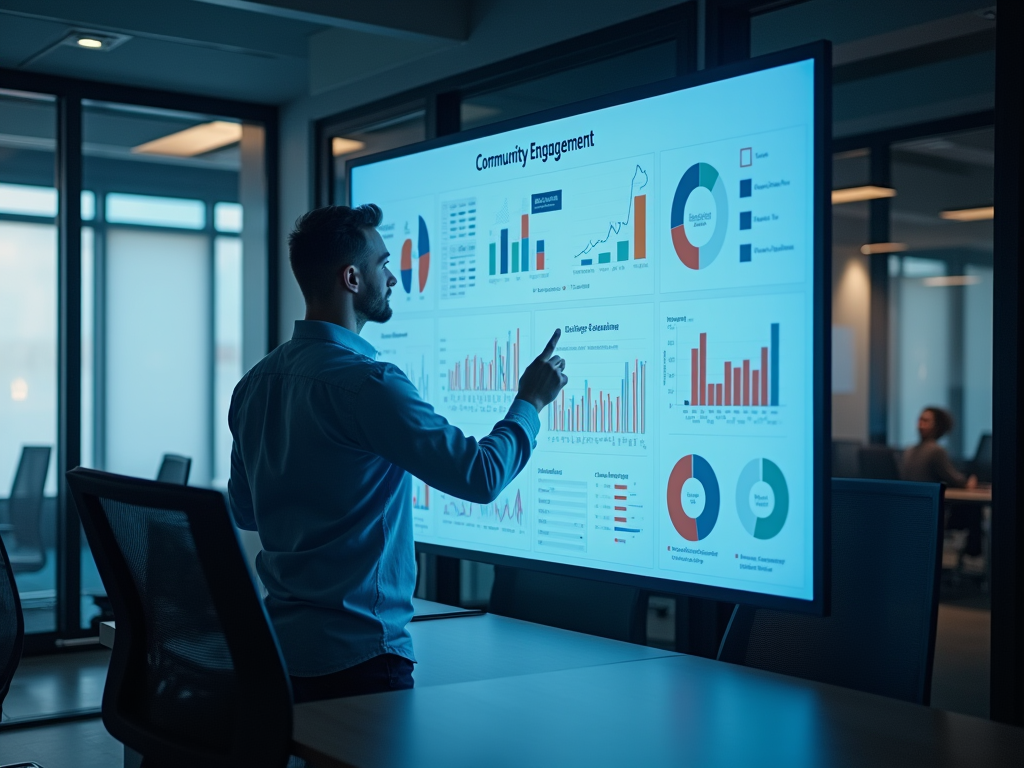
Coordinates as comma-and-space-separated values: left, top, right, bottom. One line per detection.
900, 406, 977, 488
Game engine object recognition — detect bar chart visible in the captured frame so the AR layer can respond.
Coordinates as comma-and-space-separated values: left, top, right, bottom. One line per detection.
548, 359, 646, 435
660, 294, 804, 434
445, 327, 520, 392
437, 313, 531, 421
682, 323, 779, 408
488, 199, 547, 276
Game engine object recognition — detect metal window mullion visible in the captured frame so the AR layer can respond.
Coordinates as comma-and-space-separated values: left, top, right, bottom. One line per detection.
56, 94, 83, 637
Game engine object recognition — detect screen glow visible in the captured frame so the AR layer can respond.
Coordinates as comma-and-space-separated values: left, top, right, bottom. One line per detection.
351, 59, 818, 602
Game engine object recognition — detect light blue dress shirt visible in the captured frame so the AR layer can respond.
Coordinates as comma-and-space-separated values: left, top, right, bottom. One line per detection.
228, 320, 540, 677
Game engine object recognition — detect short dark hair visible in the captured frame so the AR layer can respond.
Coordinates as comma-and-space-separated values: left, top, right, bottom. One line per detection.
288, 204, 383, 303
924, 406, 954, 438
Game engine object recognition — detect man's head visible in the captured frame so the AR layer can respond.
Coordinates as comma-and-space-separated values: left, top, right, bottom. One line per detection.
288, 204, 396, 326
918, 406, 953, 441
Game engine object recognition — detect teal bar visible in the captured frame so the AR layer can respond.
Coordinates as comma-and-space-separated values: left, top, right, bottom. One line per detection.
489, 243, 496, 275
598, 252, 611, 264
512, 242, 519, 273
617, 241, 629, 261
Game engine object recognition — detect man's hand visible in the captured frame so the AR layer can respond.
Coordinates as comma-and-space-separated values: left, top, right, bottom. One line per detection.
516, 329, 569, 414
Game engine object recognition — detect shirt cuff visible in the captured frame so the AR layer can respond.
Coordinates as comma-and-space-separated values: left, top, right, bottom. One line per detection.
505, 398, 541, 445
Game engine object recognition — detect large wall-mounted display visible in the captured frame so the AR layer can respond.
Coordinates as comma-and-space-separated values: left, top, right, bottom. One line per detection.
351, 45, 828, 611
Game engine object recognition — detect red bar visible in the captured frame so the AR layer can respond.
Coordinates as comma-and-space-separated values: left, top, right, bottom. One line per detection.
724, 362, 732, 405
691, 349, 698, 406
716, 383, 723, 405
537, 250, 545, 270
707, 383, 714, 406
699, 333, 707, 406
521, 213, 529, 239
633, 367, 637, 430
734, 367, 742, 406
615, 495, 627, 501
614, 484, 627, 490
753, 371, 760, 406
743, 360, 750, 405
760, 346, 768, 406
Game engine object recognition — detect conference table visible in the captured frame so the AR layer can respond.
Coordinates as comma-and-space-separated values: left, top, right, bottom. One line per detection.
101, 601, 1024, 767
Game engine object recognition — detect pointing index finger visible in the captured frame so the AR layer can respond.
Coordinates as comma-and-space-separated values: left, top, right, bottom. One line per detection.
539, 328, 560, 360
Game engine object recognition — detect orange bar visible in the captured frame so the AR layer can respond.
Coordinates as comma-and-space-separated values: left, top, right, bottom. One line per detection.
760, 346, 769, 406
521, 213, 529, 239
634, 195, 646, 259
753, 371, 760, 406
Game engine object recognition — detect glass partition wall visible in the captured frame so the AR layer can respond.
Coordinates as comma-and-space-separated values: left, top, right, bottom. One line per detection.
0, 79, 275, 650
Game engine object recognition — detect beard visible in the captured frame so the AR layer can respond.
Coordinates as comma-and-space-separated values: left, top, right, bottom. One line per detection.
356, 286, 392, 324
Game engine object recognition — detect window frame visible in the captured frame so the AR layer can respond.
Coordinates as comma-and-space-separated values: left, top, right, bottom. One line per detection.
0, 65, 278, 655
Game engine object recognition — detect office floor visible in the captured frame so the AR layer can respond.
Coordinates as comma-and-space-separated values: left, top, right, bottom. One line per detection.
1, 650, 108, 725
0, 717, 122, 768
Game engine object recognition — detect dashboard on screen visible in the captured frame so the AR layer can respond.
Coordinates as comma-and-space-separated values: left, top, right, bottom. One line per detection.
350, 45, 829, 612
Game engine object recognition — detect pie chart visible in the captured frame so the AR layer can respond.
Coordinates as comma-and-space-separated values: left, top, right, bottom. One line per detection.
670, 162, 728, 270
666, 454, 720, 541
735, 458, 789, 540
400, 215, 431, 294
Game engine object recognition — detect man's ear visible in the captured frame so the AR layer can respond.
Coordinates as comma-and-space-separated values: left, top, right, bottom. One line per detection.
339, 263, 359, 293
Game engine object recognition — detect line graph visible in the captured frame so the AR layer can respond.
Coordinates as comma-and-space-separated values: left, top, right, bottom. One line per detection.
573, 164, 648, 264
443, 489, 524, 526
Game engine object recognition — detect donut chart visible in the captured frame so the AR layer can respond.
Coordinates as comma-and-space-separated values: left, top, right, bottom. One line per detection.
735, 458, 789, 540
670, 162, 729, 270
666, 454, 720, 541
400, 215, 431, 294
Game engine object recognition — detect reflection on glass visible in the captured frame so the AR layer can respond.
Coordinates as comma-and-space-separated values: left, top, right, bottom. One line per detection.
330, 109, 426, 204
889, 128, 993, 457
0, 90, 58, 634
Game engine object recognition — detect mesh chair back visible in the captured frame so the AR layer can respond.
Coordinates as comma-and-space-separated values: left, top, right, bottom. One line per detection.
156, 454, 191, 485
718, 479, 943, 705
857, 445, 900, 480
489, 566, 647, 643
0, 531, 25, 708
9, 446, 50, 555
66, 467, 292, 768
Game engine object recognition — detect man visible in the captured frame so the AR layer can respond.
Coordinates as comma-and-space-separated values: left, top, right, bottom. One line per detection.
228, 204, 567, 703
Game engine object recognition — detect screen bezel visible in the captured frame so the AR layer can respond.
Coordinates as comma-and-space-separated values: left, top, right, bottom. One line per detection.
348, 42, 832, 615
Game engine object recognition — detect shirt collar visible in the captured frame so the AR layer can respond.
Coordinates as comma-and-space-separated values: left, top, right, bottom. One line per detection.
292, 320, 378, 359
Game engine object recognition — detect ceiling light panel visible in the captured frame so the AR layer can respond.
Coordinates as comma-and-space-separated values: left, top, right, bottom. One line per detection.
860, 242, 908, 255
831, 186, 896, 204
133, 121, 243, 157
940, 206, 994, 222
59, 31, 132, 52
332, 137, 366, 157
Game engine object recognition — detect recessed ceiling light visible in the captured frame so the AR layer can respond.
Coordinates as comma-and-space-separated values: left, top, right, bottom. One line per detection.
332, 137, 366, 157
832, 186, 897, 204
57, 30, 131, 53
860, 242, 908, 255
940, 206, 994, 222
132, 121, 243, 157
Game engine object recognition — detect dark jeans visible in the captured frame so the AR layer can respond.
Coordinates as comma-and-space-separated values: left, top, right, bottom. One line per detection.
290, 653, 414, 704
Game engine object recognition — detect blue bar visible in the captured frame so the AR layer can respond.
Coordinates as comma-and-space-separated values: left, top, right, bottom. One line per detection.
770, 322, 779, 406
581, 258, 593, 266
614, 527, 641, 533
522, 237, 529, 271
500, 229, 508, 274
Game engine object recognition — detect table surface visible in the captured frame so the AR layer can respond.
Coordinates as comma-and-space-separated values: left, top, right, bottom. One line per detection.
294, 652, 1024, 768
945, 487, 992, 502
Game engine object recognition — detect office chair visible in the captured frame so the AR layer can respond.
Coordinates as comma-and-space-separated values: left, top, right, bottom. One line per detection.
857, 444, 901, 480
971, 433, 992, 484
831, 440, 861, 478
2, 447, 51, 573
66, 467, 292, 768
718, 478, 943, 705
156, 453, 192, 485
489, 566, 647, 644
0, 532, 44, 768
